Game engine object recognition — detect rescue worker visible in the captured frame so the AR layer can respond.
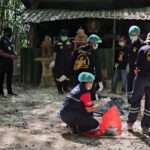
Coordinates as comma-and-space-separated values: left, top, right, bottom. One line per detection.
60, 72, 103, 133
50, 29, 73, 94
127, 33, 150, 134
72, 34, 103, 100
0, 27, 17, 98
111, 36, 128, 94
127, 25, 145, 93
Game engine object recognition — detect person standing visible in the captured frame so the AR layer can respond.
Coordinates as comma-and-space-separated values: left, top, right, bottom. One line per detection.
72, 34, 103, 100
50, 29, 73, 94
127, 25, 145, 93
0, 27, 17, 98
111, 36, 128, 94
127, 33, 150, 134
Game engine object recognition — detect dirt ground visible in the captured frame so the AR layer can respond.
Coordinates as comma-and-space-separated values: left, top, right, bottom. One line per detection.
0, 84, 150, 150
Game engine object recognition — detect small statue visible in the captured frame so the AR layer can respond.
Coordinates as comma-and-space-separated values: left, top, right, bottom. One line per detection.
41, 36, 52, 57
74, 27, 87, 50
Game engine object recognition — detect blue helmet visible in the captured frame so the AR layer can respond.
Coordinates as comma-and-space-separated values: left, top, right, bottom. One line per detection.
78, 72, 95, 82
87, 34, 102, 43
128, 25, 140, 35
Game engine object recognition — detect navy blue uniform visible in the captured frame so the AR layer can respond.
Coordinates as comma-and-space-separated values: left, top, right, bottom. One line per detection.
127, 45, 150, 128
60, 84, 99, 132
72, 45, 102, 100
0, 36, 15, 94
53, 39, 73, 92
127, 39, 145, 92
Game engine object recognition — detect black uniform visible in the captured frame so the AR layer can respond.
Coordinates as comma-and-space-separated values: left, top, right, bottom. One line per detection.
53, 39, 73, 92
60, 84, 99, 132
127, 39, 144, 92
127, 45, 150, 129
0, 36, 15, 94
72, 45, 102, 100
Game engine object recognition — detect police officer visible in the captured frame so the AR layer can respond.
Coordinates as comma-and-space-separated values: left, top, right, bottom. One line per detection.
72, 34, 103, 100
50, 29, 73, 94
60, 72, 102, 133
127, 33, 150, 134
128, 25, 145, 93
0, 27, 17, 98
111, 36, 128, 94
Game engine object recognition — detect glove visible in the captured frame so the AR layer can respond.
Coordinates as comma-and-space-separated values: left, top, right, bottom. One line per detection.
98, 82, 103, 92
49, 61, 55, 69
115, 63, 118, 68
59, 75, 67, 82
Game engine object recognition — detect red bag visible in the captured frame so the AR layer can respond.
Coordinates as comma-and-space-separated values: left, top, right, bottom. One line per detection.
81, 106, 122, 137
100, 105, 122, 135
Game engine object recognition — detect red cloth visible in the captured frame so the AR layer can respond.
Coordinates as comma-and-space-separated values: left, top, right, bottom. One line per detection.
80, 93, 92, 107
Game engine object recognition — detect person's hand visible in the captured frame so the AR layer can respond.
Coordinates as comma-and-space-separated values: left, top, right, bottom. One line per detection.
49, 60, 55, 69
10, 55, 18, 60
98, 82, 103, 92
115, 63, 119, 68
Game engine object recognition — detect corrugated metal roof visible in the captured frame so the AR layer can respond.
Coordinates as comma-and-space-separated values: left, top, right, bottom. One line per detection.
22, 7, 150, 23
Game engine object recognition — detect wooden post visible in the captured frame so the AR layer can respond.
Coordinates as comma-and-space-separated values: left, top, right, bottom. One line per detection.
112, 18, 116, 70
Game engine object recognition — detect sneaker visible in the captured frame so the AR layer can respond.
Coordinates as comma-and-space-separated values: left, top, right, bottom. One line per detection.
142, 127, 150, 135
127, 123, 133, 131
8, 92, 18, 96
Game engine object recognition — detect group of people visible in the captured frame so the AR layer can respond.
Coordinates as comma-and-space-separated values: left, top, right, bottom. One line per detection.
54, 26, 150, 135
1, 25, 150, 135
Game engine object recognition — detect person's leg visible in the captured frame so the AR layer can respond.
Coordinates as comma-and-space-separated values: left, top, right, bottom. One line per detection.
112, 69, 120, 92
62, 80, 70, 92
127, 76, 145, 127
90, 81, 97, 100
77, 114, 99, 132
141, 87, 150, 130
0, 67, 5, 95
6, 64, 13, 94
127, 69, 135, 93
121, 70, 127, 92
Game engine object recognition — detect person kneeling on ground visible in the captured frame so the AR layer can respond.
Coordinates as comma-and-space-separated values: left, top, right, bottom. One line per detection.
60, 72, 106, 134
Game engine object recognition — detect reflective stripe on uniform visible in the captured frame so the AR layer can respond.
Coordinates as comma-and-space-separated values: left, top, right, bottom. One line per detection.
129, 106, 140, 113
57, 42, 63, 45
145, 109, 150, 113
144, 112, 150, 117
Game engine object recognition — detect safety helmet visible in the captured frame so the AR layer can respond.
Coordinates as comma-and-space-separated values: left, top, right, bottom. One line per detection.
78, 72, 95, 82
128, 25, 140, 35
87, 34, 102, 43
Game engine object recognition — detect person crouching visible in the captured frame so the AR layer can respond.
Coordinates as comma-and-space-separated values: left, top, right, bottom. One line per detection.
60, 72, 103, 134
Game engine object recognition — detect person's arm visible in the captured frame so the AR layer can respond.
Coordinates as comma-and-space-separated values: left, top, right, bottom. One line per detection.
80, 93, 103, 113
85, 105, 102, 113
0, 50, 17, 60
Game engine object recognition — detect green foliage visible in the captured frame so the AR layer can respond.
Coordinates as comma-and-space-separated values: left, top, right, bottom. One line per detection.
0, 0, 28, 54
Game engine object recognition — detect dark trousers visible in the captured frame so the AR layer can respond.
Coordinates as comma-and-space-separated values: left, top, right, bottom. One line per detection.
127, 75, 150, 128
112, 68, 127, 92
56, 80, 68, 92
0, 63, 13, 94
127, 69, 135, 93
60, 111, 99, 132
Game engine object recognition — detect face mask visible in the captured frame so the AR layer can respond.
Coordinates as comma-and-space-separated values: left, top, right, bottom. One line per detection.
86, 83, 93, 90
93, 43, 98, 50
61, 36, 67, 41
118, 42, 124, 47
130, 36, 138, 42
